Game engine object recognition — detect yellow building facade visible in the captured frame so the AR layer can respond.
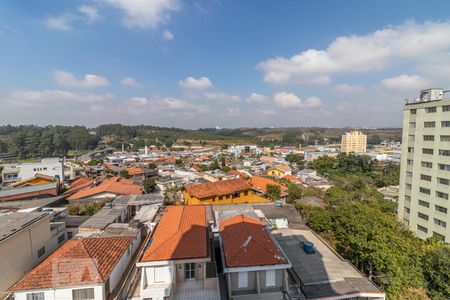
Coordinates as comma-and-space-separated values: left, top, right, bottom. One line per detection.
341, 131, 367, 153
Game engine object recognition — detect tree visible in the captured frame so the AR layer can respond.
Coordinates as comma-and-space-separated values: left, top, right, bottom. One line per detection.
286, 184, 303, 203
119, 170, 129, 178
88, 159, 103, 166
175, 159, 185, 168
423, 246, 450, 299
143, 178, 157, 193
266, 184, 281, 201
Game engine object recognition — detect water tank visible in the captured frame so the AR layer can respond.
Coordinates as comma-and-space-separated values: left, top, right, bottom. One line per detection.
303, 241, 315, 254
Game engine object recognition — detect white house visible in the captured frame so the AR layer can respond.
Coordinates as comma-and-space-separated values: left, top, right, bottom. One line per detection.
1, 158, 64, 184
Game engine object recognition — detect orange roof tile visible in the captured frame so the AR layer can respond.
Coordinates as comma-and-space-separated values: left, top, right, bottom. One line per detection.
282, 175, 304, 183
248, 176, 288, 194
184, 178, 251, 199
220, 215, 287, 267
67, 177, 142, 200
141, 206, 207, 262
9, 236, 133, 291
127, 167, 144, 176
70, 177, 92, 187
64, 177, 95, 195
269, 164, 292, 173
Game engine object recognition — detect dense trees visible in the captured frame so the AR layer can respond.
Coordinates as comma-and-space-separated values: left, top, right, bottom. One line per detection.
266, 184, 281, 201
143, 178, 157, 193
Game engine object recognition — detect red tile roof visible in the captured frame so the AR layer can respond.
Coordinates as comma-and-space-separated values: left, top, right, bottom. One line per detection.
141, 206, 207, 262
220, 215, 287, 267
67, 177, 142, 200
282, 175, 304, 184
9, 236, 133, 291
184, 178, 251, 199
64, 177, 95, 195
248, 176, 288, 195
127, 167, 144, 176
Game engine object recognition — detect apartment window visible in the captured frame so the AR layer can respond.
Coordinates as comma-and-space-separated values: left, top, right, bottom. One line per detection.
441, 135, 450, 142
407, 159, 414, 166
404, 207, 410, 213
437, 177, 449, 185
409, 122, 416, 128
266, 270, 276, 287
425, 107, 437, 113
26, 293, 44, 300
421, 161, 433, 168
417, 225, 428, 233
408, 147, 414, 153
418, 212, 429, 221
72, 288, 95, 300
57, 234, 65, 244
439, 149, 450, 156
423, 135, 435, 141
406, 171, 413, 178
243, 191, 248, 196
405, 195, 411, 203
436, 191, 449, 200
67, 231, 73, 239
410, 109, 417, 114
434, 218, 447, 228
238, 271, 248, 288
441, 121, 450, 127
37, 247, 45, 258
433, 232, 445, 241
420, 174, 431, 181
443, 105, 450, 112
424, 121, 435, 128
405, 183, 412, 190
408, 135, 415, 141
435, 205, 448, 214
420, 187, 431, 195
418, 200, 430, 208
422, 148, 433, 155
438, 164, 450, 171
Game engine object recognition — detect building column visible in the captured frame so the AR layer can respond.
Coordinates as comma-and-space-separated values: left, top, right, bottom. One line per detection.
256, 271, 261, 294
227, 273, 232, 300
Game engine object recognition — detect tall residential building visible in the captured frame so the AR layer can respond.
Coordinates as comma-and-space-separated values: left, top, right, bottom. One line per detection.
341, 131, 367, 153
398, 88, 450, 243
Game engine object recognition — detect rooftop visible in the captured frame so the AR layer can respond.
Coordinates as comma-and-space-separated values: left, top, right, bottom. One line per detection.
184, 178, 251, 199
272, 229, 384, 299
0, 212, 49, 243
248, 176, 288, 194
140, 205, 208, 262
79, 205, 128, 231
67, 177, 142, 200
9, 236, 134, 291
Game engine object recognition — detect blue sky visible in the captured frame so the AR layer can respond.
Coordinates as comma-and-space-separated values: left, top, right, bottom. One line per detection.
1, 0, 450, 128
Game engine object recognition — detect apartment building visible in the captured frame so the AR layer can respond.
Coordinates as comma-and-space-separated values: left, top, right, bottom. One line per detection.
1, 158, 64, 184
398, 88, 450, 242
341, 131, 367, 153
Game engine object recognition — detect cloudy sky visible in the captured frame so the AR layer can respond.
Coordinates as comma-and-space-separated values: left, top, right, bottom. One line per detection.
1, 0, 450, 128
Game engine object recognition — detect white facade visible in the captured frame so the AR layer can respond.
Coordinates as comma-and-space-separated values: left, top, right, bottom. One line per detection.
2, 158, 64, 184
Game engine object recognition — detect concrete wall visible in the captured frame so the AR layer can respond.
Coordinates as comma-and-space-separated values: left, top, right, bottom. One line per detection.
229, 269, 285, 299
14, 284, 104, 300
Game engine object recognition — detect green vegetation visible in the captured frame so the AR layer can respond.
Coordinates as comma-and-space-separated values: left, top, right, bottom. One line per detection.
266, 184, 281, 201
304, 153, 449, 299
119, 170, 129, 178
143, 178, 157, 193
68, 199, 109, 216
87, 159, 104, 166
286, 183, 304, 203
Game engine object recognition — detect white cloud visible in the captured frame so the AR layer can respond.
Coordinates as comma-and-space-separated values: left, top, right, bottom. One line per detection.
380, 74, 429, 93
255, 108, 276, 116
104, 0, 180, 29
44, 15, 75, 31
6, 89, 114, 108
258, 21, 450, 85
179, 76, 213, 89
121, 76, 139, 87
162, 30, 174, 40
226, 107, 241, 116
273, 92, 302, 109
334, 84, 365, 94
204, 92, 241, 102
78, 5, 102, 22
53, 70, 110, 88
304, 96, 322, 108
246, 92, 270, 104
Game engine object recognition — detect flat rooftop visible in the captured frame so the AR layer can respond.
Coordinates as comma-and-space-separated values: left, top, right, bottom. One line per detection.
79, 205, 128, 230
0, 212, 48, 243
0, 196, 65, 211
112, 193, 164, 206
272, 229, 384, 299
252, 203, 307, 229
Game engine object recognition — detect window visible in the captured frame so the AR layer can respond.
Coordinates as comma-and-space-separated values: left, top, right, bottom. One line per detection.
437, 177, 449, 185
408, 147, 414, 153
418, 200, 430, 208
441, 121, 450, 127
26, 293, 44, 300
233, 192, 240, 198
405, 195, 411, 202
407, 159, 414, 166
409, 122, 416, 128
406, 171, 413, 178
238, 271, 248, 288
418, 212, 429, 221
408, 135, 415, 141
154, 267, 168, 283
423, 135, 435, 141
218, 196, 223, 200
410, 109, 417, 114
420, 174, 431, 181
421, 161, 432, 168
443, 105, 450, 112
404, 207, 410, 213
422, 148, 433, 155
439, 149, 450, 156
405, 183, 412, 190
433, 232, 445, 241
243, 191, 248, 196
435, 205, 448, 214
420, 187, 431, 195
266, 270, 276, 287
58, 234, 65, 244
37, 247, 45, 258
438, 164, 450, 171
72, 288, 95, 300
67, 231, 73, 239
434, 218, 447, 228
436, 191, 449, 200
417, 225, 428, 233
441, 135, 450, 142
424, 121, 435, 128
425, 107, 437, 113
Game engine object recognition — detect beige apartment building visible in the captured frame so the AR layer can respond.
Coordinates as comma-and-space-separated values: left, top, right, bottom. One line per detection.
341, 131, 367, 153
398, 88, 450, 243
